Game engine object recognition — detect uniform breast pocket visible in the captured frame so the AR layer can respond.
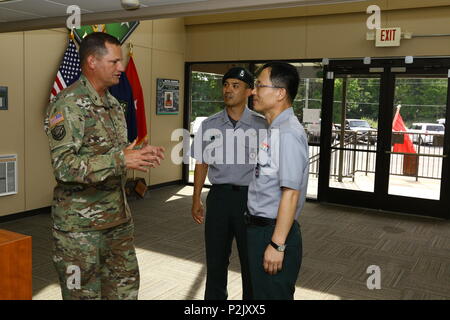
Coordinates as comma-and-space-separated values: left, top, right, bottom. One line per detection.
257, 147, 279, 180
258, 148, 270, 167
83, 122, 113, 154
245, 145, 258, 165
203, 135, 224, 164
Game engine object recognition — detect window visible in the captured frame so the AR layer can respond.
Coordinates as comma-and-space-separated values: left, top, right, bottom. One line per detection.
186, 61, 324, 199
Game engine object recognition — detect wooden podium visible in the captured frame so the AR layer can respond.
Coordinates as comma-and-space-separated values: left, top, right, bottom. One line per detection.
0, 229, 32, 300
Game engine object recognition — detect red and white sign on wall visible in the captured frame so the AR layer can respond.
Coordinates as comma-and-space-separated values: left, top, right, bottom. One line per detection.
376, 27, 401, 47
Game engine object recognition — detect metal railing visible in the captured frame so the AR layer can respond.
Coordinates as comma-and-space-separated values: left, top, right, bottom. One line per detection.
330, 131, 376, 181
388, 132, 445, 181
308, 131, 445, 182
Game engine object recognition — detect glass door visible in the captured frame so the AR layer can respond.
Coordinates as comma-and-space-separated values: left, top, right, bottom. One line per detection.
388, 74, 448, 201
320, 59, 450, 219
319, 65, 385, 209
329, 74, 380, 193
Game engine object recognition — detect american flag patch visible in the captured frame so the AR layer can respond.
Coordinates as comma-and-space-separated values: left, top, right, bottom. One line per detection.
50, 112, 64, 127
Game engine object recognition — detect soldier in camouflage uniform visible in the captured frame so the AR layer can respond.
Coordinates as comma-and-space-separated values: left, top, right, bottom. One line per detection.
44, 32, 164, 300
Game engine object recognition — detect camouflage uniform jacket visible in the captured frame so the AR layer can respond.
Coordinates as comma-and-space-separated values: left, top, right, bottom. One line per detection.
44, 74, 131, 232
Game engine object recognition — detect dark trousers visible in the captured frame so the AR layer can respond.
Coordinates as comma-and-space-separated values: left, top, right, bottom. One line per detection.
246, 221, 302, 300
204, 185, 252, 300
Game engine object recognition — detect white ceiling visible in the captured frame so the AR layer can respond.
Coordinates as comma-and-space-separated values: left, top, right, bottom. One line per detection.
0, 0, 214, 22
0, 0, 368, 32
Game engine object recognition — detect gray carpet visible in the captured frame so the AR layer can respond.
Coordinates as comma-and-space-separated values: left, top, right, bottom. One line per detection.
1, 185, 449, 300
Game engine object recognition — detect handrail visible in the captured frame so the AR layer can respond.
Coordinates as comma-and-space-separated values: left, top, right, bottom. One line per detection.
385, 151, 447, 158
307, 127, 446, 184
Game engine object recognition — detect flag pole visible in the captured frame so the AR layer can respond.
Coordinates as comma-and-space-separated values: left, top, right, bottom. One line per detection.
129, 42, 133, 57
128, 41, 142, 148
128, 41, 136, 182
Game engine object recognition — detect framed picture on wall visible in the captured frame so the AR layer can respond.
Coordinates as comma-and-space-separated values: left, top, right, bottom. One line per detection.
156, 78, 179, 115
0, 86, 7, 111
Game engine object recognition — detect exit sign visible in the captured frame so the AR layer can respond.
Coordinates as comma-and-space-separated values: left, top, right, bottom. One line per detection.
376, 27, 401, 47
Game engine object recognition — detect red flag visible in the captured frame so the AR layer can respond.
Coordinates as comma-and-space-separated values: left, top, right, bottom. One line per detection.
392, 106, 416, 154
125, 56, 147, 145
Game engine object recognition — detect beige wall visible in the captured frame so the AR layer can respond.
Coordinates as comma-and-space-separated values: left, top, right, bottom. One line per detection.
150, 19, 186, 186
0, 18, 186, 217
24, 30, 68, 213
186, 5, 450, 61
2, 2, 450, 217
184, 0, 450, 25
0, 32, 25, 215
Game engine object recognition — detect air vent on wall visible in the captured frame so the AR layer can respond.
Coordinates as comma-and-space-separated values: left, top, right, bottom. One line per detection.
0, 154, 17, 197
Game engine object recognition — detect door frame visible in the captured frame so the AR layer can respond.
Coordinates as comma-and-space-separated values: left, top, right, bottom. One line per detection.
319, 58, 450, 219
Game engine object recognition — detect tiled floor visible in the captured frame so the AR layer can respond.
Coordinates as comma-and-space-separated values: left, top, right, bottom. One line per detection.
1, 185, 450, 300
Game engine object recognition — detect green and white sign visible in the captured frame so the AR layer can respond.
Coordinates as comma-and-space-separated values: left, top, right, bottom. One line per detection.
72, 21, 140, 45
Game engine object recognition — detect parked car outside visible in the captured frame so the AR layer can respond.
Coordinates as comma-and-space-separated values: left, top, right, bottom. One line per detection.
336, 119, 377, 145
408, 123, 445, 145
305, 120, 337, 144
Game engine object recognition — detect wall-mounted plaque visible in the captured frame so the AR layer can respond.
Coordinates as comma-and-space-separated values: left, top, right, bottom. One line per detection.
0, 86, 7, 110
156, 78, 179, 115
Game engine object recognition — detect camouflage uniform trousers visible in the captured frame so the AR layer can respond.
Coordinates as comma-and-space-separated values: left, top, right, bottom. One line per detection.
52, 221, 140, 300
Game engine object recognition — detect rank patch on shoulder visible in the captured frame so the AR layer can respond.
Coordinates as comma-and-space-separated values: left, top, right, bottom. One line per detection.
49, 112, 65, 128
51, 125, 66, 141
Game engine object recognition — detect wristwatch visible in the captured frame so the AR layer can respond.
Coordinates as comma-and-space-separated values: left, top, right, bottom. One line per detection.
270, 241, 286, 252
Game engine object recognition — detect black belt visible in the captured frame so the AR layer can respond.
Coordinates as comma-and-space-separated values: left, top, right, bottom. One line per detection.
245, 214, 276, 226
212, 184, 248, 191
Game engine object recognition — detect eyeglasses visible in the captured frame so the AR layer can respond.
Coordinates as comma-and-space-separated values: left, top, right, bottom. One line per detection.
254, 82, 284, 90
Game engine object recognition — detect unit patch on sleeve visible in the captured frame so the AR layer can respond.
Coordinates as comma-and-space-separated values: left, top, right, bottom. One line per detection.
51, 125, 66, 141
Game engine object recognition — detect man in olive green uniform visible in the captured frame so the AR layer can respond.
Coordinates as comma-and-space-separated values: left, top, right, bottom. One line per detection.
44, 32, 164, 300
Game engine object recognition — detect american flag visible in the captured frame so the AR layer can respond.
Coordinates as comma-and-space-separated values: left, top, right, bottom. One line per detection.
50, 38, 81, 100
